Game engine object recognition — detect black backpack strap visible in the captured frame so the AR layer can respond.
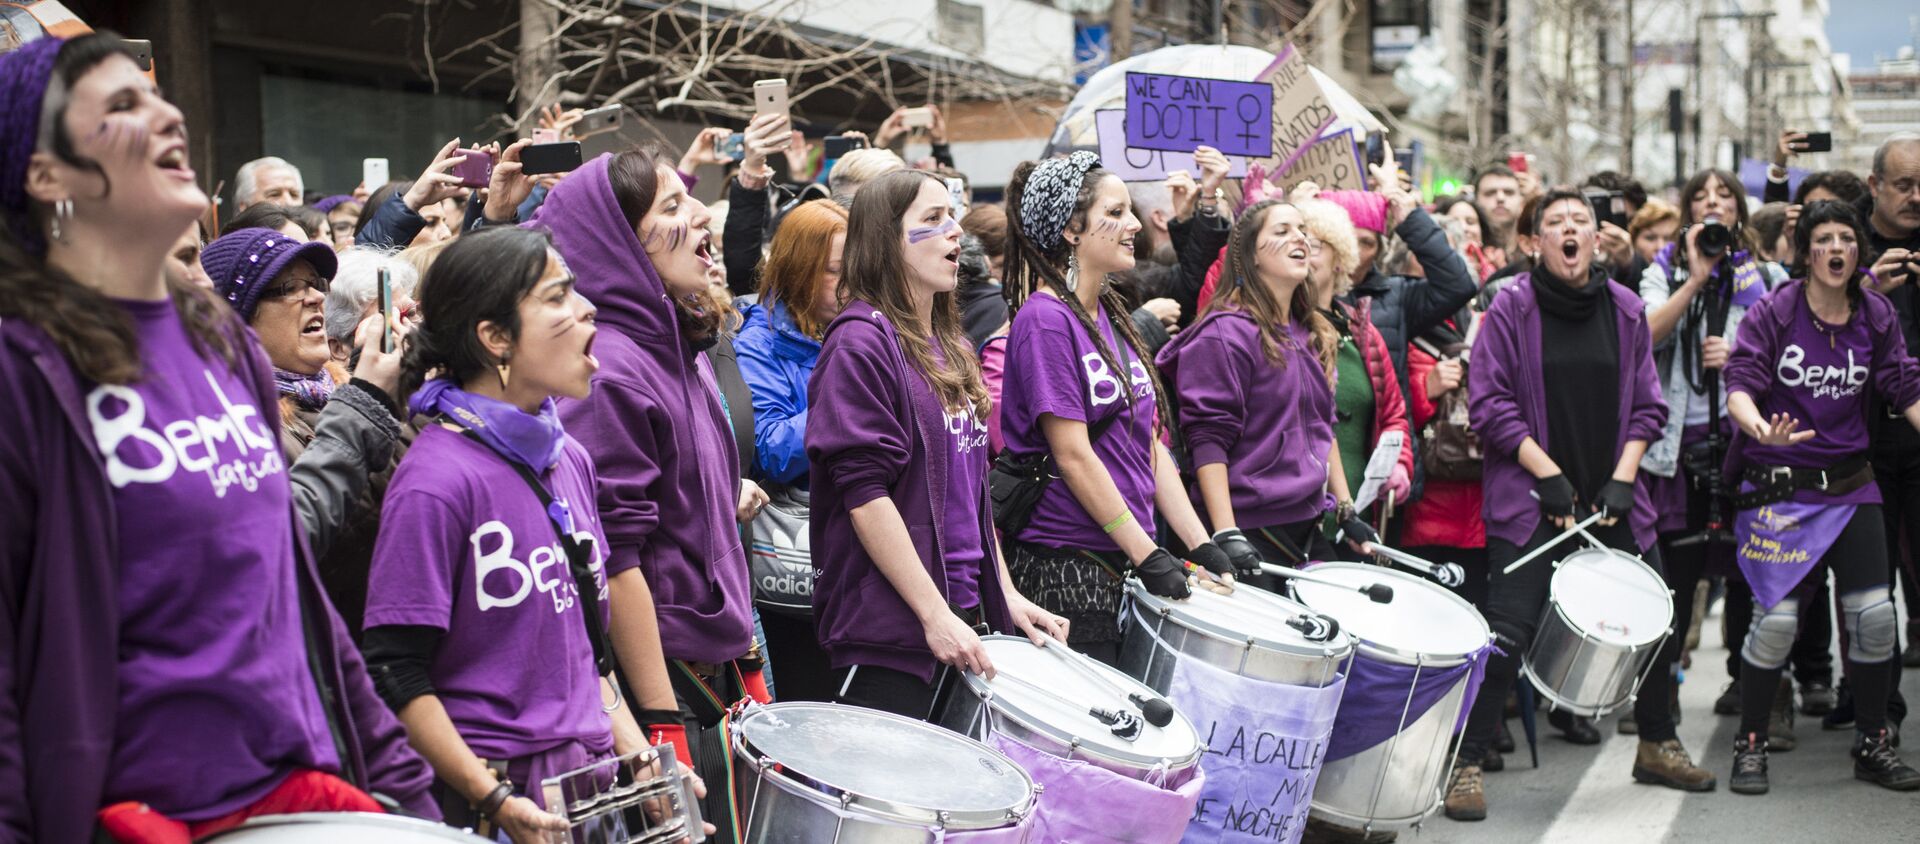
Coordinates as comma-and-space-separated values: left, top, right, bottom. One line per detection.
455, 428, 618, 686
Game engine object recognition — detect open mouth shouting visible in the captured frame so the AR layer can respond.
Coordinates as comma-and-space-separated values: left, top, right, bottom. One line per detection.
1826, 254, 1848, 276
693, 230, 714, 269
301, 312, 325, 339
944, 244, 960, 267
154, 140, 195, 182
1559, 238, 1580, 261
582, 326, 599, 371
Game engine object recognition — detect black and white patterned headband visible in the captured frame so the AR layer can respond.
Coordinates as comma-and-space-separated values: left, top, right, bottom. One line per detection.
1019, 150, 1101, 254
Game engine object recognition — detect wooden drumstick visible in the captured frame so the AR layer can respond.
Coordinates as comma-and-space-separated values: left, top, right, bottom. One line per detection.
1500, 511, 1607, 575
1259, 563, 1393, 603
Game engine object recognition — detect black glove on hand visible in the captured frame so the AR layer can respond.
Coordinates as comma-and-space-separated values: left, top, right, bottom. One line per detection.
1338, 515, 1379, 547
1536, 474, 1577, 519
1186, 540, 1236, 578
1595, 478, 1635, 520
1210, 529, 1264, 578
1137, 549, 1192, 599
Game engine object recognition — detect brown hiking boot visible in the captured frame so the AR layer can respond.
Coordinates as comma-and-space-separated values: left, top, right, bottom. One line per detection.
1632, 739, 1718, 791
1444, 764, 1486, 821
1769, 676, 1798, 751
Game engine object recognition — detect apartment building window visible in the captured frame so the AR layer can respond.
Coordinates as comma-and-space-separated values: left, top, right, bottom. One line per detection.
1371, 0, 1428, 71
936, 0, 985, 55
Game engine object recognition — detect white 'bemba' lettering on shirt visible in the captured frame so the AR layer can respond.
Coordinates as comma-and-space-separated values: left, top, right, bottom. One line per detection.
1083, 353, 1155, 408
472, 521, 606, 614
1777, 344, 1867, 400
87, 371, 284, 497
945, 402, 989, 453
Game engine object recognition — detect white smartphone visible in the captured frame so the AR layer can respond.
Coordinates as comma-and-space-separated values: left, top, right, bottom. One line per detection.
754, 79, 790, 123
361, 157, 390, 190
902, 106, 933, 130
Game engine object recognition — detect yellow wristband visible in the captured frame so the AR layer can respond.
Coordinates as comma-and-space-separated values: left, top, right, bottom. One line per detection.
1101, 510, 1134, 535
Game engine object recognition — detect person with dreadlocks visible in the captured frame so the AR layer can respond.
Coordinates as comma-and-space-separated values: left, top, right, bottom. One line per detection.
995, 152, 1235, 667
1155, 199, 1376, 588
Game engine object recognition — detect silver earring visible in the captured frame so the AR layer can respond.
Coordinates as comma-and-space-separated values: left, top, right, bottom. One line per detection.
50, 199, 72, 242
1065, 252, 1080, 294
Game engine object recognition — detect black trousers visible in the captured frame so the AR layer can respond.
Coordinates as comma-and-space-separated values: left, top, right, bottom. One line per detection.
1739, 506, 1897, 738
832, 664, 956, 721
1459, 519, 1676, 762
1871, 417, 1919, 717
757, 609, 838, 703
1405, 544, 1491, 611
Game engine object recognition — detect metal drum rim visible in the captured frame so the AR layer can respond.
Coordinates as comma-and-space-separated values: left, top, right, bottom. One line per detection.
732, 701, 1038, 829
1125, 578, 1355, 660
198, 812, 489, 841
1289, 563, 1492, 665
1520, 656, 1629, 718
960, 634, 1204, 771
1548, 548, 1674, 647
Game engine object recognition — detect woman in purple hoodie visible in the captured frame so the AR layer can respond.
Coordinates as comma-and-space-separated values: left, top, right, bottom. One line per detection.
997, 153, 1235, 667
530, 147, 763, 838
0, 34, 434, 841
807, 169, 1068, 717
1445, 190, 1687, 821
1721, 199, 1920, 794
1156, 200, 1378, 583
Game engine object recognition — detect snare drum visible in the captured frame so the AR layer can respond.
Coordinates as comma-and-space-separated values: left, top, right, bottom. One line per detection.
1523, 547, 1673, 717
732, 702, 1037, 842
1119, 578, 1351, 689
938, 634, 1202, 781
1289, 563, 1492, 831
199, 813, 489, 842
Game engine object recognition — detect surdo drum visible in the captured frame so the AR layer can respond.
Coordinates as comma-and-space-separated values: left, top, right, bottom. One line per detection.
1522, 547, 1674, 717
199, 813, 491, 842
1119, 578, 1352, 689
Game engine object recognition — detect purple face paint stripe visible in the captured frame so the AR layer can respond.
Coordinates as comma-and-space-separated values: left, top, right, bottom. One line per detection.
907, 216, 959, 244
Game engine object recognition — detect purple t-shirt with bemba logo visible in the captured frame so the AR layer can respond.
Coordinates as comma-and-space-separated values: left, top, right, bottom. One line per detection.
93, 298, 338, 820
1000, 293, 1159, 551
365, 425, 614, 761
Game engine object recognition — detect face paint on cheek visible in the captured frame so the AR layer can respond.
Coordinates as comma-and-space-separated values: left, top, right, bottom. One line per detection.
906, 216, 959, 244
643, 222, 689, 254
1089, 217, 1122, 240
87, 119, 149, 161
1258, 235, 1288, 256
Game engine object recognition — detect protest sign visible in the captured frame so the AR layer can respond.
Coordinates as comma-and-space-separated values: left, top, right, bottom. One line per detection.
1253, 43, 1336, 177
1095, 110, 1251, 183
1124, 71, 1274, 159
1272, 130, 1366, 192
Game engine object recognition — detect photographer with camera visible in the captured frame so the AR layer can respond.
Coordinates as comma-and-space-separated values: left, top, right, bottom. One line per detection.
1638, 168, 1802, 738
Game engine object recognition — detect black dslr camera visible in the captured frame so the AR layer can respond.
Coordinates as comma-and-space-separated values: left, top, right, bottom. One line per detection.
1693, 217, 1734, 260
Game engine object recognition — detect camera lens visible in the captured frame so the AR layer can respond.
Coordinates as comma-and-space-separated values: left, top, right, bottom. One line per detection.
1698, 219, 1731, 259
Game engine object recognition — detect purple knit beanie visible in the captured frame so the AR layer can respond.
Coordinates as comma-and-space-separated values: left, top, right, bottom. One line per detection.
203, 227, 339, 321
0, 36, 66, 256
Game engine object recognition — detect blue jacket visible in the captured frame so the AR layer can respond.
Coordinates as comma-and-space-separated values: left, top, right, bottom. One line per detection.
736, 299, 822, 486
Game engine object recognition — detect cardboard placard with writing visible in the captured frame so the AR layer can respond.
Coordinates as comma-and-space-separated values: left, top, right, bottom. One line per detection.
1253, 43, 1336, 178
1273, 131, 1367, 192
1123, 71, 1275, 159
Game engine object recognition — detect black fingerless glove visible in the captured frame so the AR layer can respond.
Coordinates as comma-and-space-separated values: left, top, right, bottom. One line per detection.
1186, 540, 1236, 577
1338, 515, 1379, 547
1594, 478, 1636, 520
1137, 549, 1192, 599
1536, 474, 1577, 519
1209, 529, 1265, 578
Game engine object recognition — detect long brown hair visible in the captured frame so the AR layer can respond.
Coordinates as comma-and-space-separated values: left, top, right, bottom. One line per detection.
839, 170, 988, 417
0, 32, 238, 386
1206, 200, 1339, 382
607, 146, 725, 344
1002, 160, 1169, 429
759, 199, 847, 339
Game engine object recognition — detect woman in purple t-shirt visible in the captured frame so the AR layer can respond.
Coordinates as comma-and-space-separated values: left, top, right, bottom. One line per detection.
0, 34, 434, 840
1721, 200, 1920, 794
997, 153, 1236, 667
807, 170, 1068, 717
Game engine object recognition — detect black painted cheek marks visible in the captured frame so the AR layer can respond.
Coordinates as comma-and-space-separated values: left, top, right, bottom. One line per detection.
1258, 234, 1289, 256
1089, 217, 1123, 240
642, 221, 689, 254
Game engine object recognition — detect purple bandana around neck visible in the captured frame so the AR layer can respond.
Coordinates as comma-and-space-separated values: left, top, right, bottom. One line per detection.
410, 378, 568, 475
273, 367, 335, 412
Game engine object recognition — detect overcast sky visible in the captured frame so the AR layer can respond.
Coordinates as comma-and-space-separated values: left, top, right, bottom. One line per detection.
1826, 7, 1916, 67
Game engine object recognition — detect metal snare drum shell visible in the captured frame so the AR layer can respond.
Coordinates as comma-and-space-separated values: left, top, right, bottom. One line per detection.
1522, 548, 1674, 717
198, 813, 491, 842
1119, 578, 1352, 691
732, 702, 1036, 843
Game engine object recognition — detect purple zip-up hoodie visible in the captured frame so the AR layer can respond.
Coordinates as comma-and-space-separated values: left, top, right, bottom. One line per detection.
1156, 310, 1335, 527
0, 316, 436, 843
805, 303, 1013, 683
533, 154, 752, 664
1468, 273, 1668, 550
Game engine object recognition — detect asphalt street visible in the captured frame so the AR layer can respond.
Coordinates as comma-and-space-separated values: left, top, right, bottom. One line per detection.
1410, 592, 1920, 843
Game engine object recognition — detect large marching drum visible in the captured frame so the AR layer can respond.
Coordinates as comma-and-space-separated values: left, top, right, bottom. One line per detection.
1119, 578, 1352, 689
732, 701, 1038, 842
200, 813, 491, 842
1522, 546, 1674, 717
1290, 562, 1492, 832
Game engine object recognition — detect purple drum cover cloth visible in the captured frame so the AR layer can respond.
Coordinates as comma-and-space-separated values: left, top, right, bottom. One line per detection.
1167, 653, 1347, 844
1324, 642, 1497, 763
1734, 496, 1855, 609
989, 733, 1205, 843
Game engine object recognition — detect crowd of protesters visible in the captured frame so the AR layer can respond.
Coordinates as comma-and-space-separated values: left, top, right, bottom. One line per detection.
5, 30, 1920, 844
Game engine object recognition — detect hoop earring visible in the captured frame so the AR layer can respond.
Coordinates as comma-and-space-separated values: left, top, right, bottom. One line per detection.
1065, 252, 1080, 294
50, 199, 72, 243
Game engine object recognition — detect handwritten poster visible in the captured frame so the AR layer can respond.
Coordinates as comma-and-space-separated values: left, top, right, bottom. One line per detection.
1272, 131, 1366, 192
1124, 71, 1275, 158
1096, 110, 1252, 183
1252, 43, 1336, 178
1168, 654, 1346, 843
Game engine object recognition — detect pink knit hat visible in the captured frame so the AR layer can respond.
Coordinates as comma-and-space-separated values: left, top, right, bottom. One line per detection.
1317, 190, 1388, 235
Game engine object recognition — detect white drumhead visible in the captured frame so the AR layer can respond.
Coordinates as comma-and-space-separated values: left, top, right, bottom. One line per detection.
1551, 549, 1672, 646
201, 813, 489, 842
736, 702, 1034, 825
968, 635, 1200, 766
1290, 563, 1490, 662
1129, 578, 1341, 657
